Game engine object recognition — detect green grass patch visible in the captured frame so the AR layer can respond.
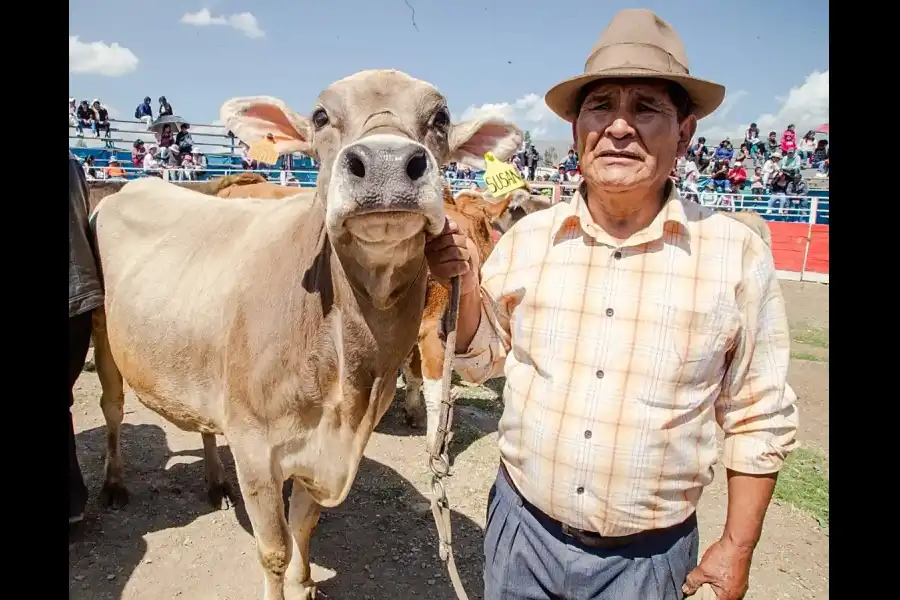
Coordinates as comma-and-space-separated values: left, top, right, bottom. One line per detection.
791, 325, 829, 349
774, 448, 829, 527
790, 351, 826, 363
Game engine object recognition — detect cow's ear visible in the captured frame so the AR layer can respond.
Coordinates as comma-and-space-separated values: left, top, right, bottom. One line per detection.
220, 96, 312, 155
449, 119, 522, 170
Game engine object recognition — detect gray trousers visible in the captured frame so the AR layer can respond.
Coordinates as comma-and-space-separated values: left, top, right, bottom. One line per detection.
483, 467, 699, 600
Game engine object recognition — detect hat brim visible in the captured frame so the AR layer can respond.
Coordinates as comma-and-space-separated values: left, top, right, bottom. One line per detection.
545, 69, 726, 123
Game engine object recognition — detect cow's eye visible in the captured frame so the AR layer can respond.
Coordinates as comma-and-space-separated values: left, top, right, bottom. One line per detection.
433, 108, 450, 130
312, 108, 329, 130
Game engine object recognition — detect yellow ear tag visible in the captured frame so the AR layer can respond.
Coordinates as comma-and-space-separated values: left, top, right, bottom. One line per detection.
482, 152, 526, 199
249, 137, 279, 164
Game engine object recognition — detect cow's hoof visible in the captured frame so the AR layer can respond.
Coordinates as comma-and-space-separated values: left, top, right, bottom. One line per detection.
285, 579, 317, 599
208, 481, 238, 510
99, 482, 130, 508
404, 405, 426, 430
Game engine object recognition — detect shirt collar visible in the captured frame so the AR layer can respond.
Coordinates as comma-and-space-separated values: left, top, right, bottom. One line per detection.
554, 180, 689, 249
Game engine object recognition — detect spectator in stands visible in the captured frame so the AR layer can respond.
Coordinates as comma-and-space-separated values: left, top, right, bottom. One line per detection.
562, 149, 578, 172
687, 136, 711, 173
106, 156, 127, 180
75, 100, 94, 137
135, 96, 153, 127
69, 97, 77, 127
768, 171, 790, 214
524, 144, 539, 181
764, 131, 779, 159
91, 99, 112, 146
180, 153, 202, 181
82, 156, 98, 180
158, 96, 174, 118
762, 152, 782, 186
157, 124, 175, 150
798, 131, 816, 166
812, 140, 829, 176
785, 173, 809, 219
142, 146, 163, 177
749, 167, 766, 196
714, 139, 733, 162
551, 165, 568, 183
780, 124, 797, 154
735, 142, 751, 165
745, 122, 761, 156
240, 142, 258, 171
727, 160, 747, 191
191, 150, 208, 178
711, 159, 730, 192
781, 148, 801, 179
699, 181, 718, 206
132, 139, 147, 169
175, 123, 194, 155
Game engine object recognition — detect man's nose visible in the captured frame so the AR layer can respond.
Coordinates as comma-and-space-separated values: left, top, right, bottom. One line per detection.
338, 135, 435, 208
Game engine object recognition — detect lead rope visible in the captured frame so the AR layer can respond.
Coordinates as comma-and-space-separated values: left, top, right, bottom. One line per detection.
428, 275, 470, 600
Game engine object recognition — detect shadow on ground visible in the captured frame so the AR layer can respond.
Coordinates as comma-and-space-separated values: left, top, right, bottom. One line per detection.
70, 422, 486, 600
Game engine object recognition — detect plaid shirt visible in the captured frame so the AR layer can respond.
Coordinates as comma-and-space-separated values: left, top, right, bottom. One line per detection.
453, 183, 799, 537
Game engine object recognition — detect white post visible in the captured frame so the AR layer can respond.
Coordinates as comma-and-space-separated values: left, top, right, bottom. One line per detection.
800, 198, 818, 282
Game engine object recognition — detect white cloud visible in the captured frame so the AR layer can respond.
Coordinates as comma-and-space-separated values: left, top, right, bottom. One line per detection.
697, 70, 829, 142
69, 36, 139, 77
457, 93, 565, 139
180, 9, 266, 39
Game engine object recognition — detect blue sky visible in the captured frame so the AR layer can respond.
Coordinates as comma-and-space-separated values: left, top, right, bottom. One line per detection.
69, 0, 828, 146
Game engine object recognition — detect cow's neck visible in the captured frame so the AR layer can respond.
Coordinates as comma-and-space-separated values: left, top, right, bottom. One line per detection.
332, 237, 427, 311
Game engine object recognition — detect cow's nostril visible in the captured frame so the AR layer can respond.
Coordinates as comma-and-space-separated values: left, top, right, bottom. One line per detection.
347, 153, 366, 178
405, 150, 428, 181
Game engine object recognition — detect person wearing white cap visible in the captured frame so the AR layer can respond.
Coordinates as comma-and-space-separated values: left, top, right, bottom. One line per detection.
424, 9, 797, 600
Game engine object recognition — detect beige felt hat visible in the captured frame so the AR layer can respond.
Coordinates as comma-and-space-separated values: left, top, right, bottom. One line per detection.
545, 9, 726, 122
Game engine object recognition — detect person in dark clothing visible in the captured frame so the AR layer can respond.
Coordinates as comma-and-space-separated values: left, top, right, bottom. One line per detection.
525, 144, 540, 181
68, 150, 105, 524
159, 96, 174, 117
175, 123, 194, 155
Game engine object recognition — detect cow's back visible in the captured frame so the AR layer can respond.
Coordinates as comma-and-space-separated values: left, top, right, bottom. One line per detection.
93, 178, 321, 431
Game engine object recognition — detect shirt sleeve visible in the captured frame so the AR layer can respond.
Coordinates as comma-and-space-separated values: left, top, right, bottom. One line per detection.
447, 225, 521, 385
716, 234, 800, 474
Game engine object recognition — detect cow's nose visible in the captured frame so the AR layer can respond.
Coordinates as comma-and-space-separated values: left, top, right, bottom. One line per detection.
339, 135, 436, 209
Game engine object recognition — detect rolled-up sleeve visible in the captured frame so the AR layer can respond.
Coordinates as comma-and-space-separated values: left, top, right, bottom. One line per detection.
450, 227, 520, 385
716, 237, 800, 474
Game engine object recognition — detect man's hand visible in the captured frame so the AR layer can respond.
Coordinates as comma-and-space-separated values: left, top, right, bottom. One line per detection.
424, 218, 481, 295
682, 537, 752, 600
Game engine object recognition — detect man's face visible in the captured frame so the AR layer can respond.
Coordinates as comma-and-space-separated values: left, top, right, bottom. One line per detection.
574, 79, 695, 194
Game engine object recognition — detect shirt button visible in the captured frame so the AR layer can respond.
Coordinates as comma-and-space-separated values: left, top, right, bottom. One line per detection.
576, 486, 585, 495
605, 308, 614, 317
613, 250, 622, 259
584, 430, 592, 439
595, 369, 604, 379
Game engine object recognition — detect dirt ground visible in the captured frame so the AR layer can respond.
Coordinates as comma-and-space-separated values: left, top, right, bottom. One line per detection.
68, 280, 829, 600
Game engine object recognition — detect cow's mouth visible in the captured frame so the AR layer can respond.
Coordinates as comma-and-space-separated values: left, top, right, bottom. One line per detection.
344, 211, 428, 244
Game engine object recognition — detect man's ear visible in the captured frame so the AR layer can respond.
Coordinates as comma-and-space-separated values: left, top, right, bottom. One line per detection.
449, 119, 522, 170
677, 115, 698, 158
220, 96, 313, 156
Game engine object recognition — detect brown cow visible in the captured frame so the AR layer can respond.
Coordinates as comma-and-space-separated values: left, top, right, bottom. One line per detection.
89, 69, 521, 600
400, 188, 511, 448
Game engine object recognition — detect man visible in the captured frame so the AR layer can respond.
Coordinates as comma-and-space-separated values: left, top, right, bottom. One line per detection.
780, 148, 801, 179
425, 9, 798, 600
563, 148, 579, 172
68, 150, 105, 524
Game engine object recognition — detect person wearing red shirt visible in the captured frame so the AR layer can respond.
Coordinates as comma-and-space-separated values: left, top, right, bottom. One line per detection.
728, 160, 747, 191
780, 124, 797, 154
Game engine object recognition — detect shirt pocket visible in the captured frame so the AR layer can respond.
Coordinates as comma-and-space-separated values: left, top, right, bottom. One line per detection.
635, 302, 735, 409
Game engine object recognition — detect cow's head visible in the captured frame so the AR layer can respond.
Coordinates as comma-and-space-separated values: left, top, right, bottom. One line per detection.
220, 70, 521, 268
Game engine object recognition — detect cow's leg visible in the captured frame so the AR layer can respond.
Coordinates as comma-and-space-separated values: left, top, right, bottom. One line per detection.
401, 346, 426, 430
201, 433, 237, 509
283, 481, 322, 600
232, 450, 291, 600
418, 321, 446, 453
92, 309, 129, 508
